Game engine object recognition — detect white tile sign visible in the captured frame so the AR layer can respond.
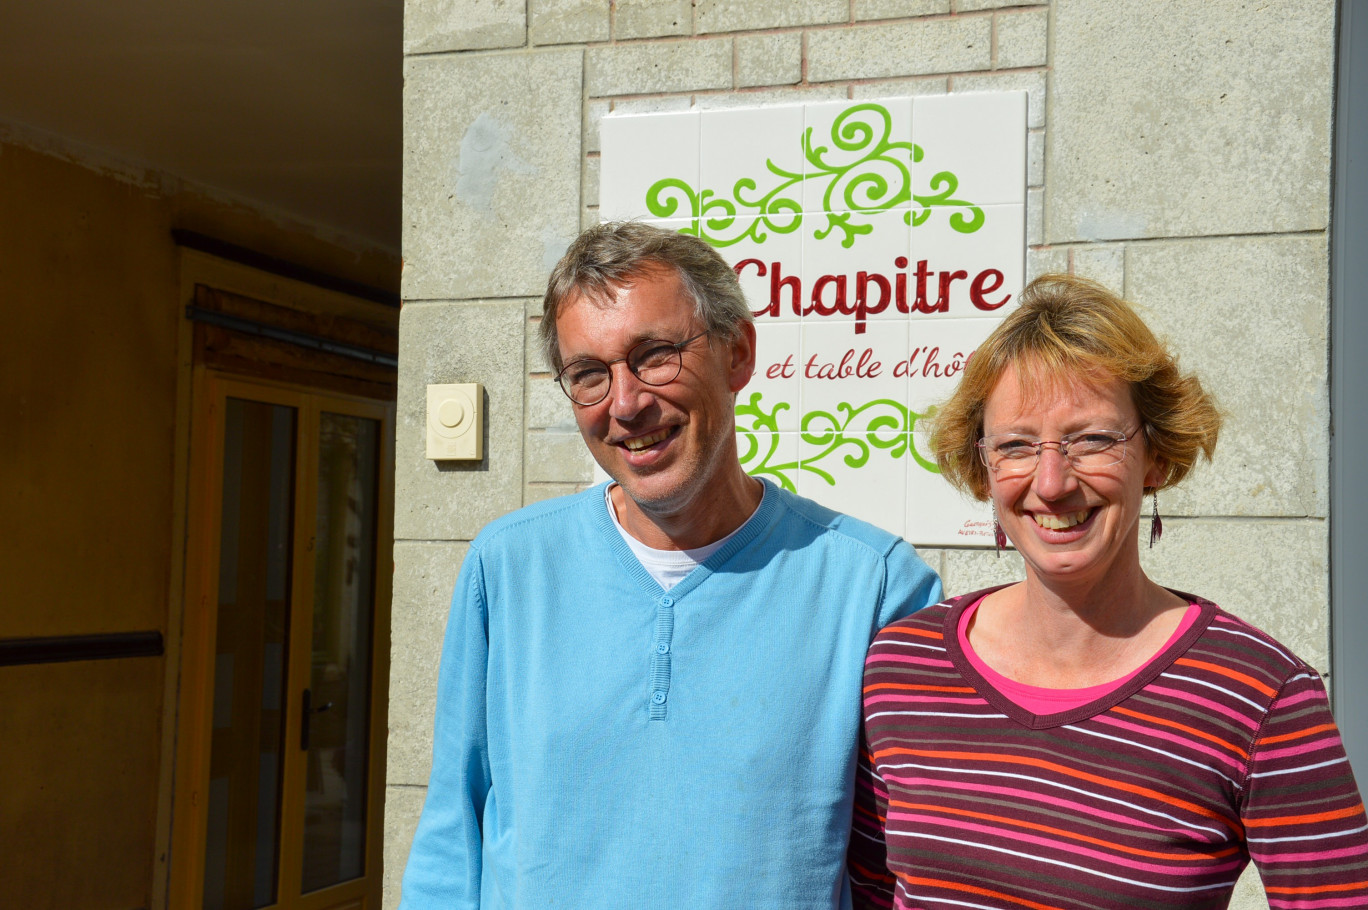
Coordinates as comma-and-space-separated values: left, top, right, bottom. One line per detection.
599, 93, 1027, 546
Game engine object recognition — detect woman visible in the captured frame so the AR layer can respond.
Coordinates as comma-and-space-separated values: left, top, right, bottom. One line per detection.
849, 275, 1368, 909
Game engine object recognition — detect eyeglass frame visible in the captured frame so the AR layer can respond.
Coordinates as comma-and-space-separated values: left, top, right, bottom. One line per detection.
554, 330, 711, 406
975, 425, 1143, 475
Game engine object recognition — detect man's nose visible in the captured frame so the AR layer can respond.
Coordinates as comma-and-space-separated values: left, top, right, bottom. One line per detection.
607, 361, 652, 420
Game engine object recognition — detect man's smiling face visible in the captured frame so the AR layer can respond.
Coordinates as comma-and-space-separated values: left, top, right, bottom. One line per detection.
555, 265, 754, 526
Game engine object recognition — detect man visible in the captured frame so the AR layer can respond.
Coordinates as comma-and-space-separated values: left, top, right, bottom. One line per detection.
399, 222, 942, 909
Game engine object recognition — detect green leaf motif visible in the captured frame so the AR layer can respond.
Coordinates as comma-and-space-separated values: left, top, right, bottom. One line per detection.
735, 392, 940, 491
646, 102, 985, 250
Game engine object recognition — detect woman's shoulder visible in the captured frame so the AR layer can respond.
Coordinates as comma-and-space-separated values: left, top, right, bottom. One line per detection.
873, 587, 1003, 643
1179, 595, 1321, 690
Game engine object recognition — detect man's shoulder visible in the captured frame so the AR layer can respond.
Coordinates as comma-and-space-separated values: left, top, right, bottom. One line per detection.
471, 483, 606, 553
766, 484, 908, 560
762, 485, 941, 621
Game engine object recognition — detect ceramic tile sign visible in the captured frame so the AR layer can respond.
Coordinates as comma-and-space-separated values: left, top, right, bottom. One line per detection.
599, 93, 1026, 546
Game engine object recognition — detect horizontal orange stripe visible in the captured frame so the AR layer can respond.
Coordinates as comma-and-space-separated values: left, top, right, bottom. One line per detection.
889, 800, 1240, 861
1265, 880, 1368, 895
1111, 705, 1248, 760
853, 802, 886, 826
864, 682, 978, 694
902, 876, 1065, 910
848, 858, 895, 884
1260, 722, 1339, 746
1175, 657, 1277, 698
874, 746, 1236, 830
1244, 803, 1365, 828
899, 626, 943, 641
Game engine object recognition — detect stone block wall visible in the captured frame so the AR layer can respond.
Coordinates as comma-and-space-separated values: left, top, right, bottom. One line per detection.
391, 3, 1338, 907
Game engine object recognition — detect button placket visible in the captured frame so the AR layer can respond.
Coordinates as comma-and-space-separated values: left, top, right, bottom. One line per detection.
649, 594, 675, 720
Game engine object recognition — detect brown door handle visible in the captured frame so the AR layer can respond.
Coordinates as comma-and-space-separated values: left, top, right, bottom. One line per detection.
300, 688, 334, 751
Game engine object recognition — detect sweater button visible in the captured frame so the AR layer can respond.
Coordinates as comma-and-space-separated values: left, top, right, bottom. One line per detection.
659, 596, 674, 607
651, 690, 667, 705
655, 641, 670, 654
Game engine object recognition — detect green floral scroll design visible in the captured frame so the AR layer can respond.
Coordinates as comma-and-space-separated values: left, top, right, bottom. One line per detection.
646, 102, 985, 251
735, 392, 940, 492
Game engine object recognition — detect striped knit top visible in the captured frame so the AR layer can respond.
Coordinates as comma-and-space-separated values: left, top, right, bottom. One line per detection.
849, 588, 1368, 910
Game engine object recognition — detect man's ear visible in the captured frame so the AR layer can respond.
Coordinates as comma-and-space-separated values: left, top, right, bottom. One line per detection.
728, 321, 758, 394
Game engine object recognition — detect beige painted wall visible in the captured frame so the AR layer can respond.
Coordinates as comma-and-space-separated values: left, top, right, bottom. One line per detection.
0, 138, 397, 909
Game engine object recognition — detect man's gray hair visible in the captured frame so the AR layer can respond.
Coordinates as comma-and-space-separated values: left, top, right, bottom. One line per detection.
541, 222, 754, 373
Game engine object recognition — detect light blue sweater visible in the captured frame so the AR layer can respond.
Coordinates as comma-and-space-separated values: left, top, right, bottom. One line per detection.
399, 480, 942, 909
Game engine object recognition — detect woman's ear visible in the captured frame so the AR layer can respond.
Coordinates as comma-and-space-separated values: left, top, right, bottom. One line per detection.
1140, 423, 1167, 491
1144, 456, 1168, 492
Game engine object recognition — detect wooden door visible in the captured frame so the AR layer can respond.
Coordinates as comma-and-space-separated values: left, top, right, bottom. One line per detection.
172, 372, 393, 910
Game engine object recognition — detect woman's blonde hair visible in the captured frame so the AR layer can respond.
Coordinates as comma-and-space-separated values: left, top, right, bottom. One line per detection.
932, 274, 1221, 500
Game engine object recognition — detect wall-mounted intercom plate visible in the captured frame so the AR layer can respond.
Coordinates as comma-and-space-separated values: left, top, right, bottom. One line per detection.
426, 383, 483, 461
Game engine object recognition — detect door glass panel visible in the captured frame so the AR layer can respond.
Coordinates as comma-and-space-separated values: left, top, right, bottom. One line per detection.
301, 412, 380, 892
204, 398, 296, 910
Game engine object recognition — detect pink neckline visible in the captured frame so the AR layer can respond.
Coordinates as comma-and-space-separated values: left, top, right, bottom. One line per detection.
957, 597, 1201, 716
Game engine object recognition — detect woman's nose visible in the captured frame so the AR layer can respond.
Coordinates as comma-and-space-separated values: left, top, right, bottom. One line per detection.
1032, 444, 1078, 498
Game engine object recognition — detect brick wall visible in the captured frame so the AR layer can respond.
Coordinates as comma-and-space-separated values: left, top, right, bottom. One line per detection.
390, 3, 1338, 907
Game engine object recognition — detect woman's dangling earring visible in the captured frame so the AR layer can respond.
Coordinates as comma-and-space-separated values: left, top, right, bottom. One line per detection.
993, 503, 1007, 557
1149, 490, 1163, 548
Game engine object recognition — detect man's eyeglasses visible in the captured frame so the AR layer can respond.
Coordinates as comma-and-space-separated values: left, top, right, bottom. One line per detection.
976, 428, 1138, 477
555, 332, 709, 406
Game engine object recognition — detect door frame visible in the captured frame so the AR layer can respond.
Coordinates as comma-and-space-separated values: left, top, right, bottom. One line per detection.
158, 250, 398, 909
168, 368, 394, 909
1332, 0, 1368, 768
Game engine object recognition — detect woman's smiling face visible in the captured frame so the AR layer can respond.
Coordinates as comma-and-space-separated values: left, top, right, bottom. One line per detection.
982, 363, 1165, 592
